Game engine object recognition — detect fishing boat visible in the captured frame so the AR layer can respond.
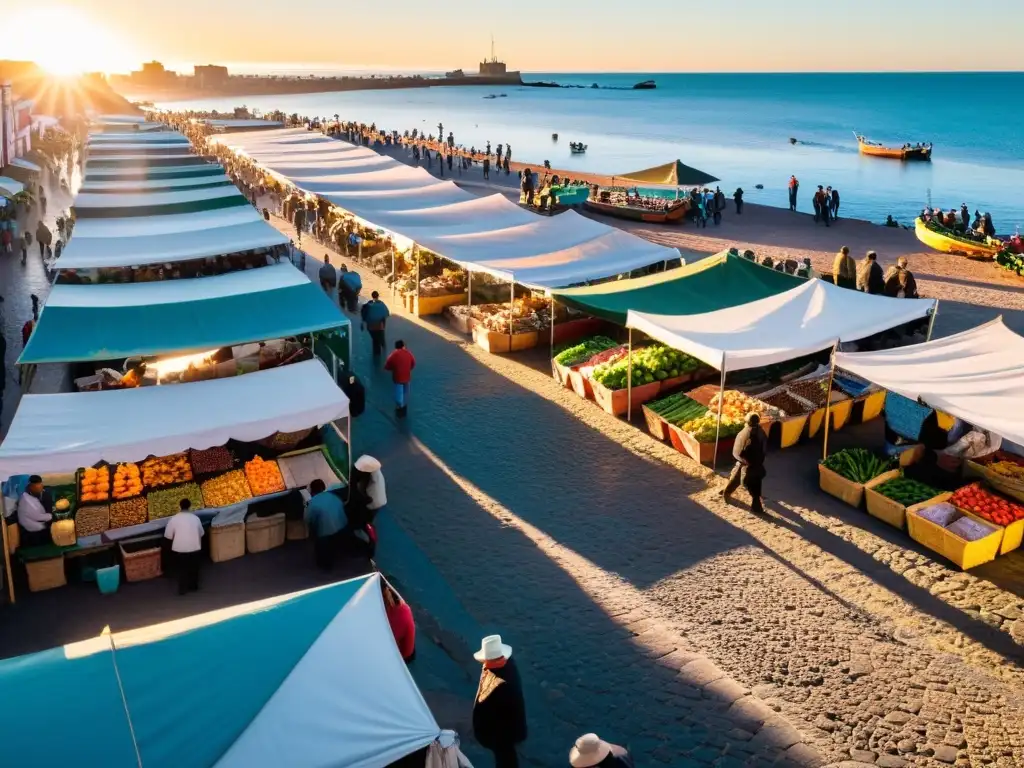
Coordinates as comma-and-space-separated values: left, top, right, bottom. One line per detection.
569, 142, 587, 154
855, 133, 932, 161
914, 218, 1002, 257
584, 196, 690, 224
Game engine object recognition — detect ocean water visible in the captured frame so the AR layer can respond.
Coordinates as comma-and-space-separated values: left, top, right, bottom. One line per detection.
161, 72, 1024, 227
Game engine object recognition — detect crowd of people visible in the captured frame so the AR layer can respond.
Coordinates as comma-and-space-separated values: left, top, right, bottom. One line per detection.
921, 204, 997, 239
832, 245, 919, 298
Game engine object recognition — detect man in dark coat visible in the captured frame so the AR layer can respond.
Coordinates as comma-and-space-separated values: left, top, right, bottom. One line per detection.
473, 635, 527, 768
883, 256, 919, 299
720, 412, 768, 514
856, 251, 885, 294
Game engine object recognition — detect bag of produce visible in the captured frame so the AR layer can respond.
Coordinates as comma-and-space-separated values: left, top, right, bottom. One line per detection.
915, 502, 960, 528
946, 516, 997, 542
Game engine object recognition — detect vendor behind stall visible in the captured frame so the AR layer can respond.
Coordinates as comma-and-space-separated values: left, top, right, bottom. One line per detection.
18, 476, 54, 548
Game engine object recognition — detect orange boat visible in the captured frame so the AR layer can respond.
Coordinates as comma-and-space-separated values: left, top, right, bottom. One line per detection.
584, 197, 690, 224
855, 133, 932, 161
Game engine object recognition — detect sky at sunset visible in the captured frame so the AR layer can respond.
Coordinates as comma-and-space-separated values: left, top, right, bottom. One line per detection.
5, 0, 1023, 75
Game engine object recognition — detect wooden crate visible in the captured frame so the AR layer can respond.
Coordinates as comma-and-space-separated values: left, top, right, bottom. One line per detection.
668, 424, 735, 466
210, 522, 245, 563
591, 380, 661, 417
818, 464, 865, 508
447, 311, 474, 335
568, 370, 594, 400
551, 317, 605, 346
551, 358, 574, 388
119, 538, 163, 583
246, 513, 286, 553
642, 404, 670, 441
26, 556, 66, 592
413, 292, 467, 317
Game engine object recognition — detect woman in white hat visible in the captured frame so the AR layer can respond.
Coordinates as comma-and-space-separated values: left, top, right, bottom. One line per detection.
569, 733, 634, 768
344, 455, 386, 559
472, 634, 527, 767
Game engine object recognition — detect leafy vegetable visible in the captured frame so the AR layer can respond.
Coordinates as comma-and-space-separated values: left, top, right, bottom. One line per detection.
591, 345, 702, 391
822, 448, 893, 484
554, 336, 618, 367
874, 477, 941, 506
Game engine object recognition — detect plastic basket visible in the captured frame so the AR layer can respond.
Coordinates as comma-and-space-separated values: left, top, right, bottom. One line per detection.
96, 565, 121, 595
818, 464, 865, 508
26, 556, 66, 592
210, 522, 246, 562
245, 513, 286, 553
118, 538, 163, 582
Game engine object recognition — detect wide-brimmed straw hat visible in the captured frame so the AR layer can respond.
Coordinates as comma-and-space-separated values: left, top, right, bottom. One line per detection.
473, 634, 512, 663
354, 455, 381, 473
569, 734, 612, 767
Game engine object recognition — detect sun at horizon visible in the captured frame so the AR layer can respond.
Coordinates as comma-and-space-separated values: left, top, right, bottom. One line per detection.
6, 6, 139, 76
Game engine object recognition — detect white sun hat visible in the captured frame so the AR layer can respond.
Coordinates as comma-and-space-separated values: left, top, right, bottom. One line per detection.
569, 734, 613, 767
473, 634, 513, 663
354, 455, 381, 472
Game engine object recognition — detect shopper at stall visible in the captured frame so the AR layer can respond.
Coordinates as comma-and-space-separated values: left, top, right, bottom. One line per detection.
305, 478, 347, 571
318, 254, 337, 296
339, 265, 363, 312
569, 733, 635, 768
384, 340, 416, 418
164, 499, 205, 595
353, 455, 387, 519
721, 412, 768, 514
473, 634, 527, 768
382, 577, 416, 662
360, 291, 391, 360
17, 476, 54, 549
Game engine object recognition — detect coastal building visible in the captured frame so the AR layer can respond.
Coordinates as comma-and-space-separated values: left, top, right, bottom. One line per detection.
126, 61, 179, 90
0, 82, 33, 166
194, 64, 229, 90
478, 37, 520, 81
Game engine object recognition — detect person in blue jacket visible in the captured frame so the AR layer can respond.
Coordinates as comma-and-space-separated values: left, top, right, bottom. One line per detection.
360, 291, 391, 359
338, 265, 362, 312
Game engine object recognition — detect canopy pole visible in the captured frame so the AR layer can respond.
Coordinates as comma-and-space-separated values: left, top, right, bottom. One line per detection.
822, 343, 839, 461
509, 280, 515, 345
390, 246, 395, 298
1, 510, 14, 605
468, 270, 473, 312
550, 296, 556, 350
925, 300, 939, 341
627, 328, 633, 422
712, 355, 726, 471
414, 244, 420, 316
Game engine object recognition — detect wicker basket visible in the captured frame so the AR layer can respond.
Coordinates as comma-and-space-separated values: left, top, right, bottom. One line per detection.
26, 556, 67, 592
286, 518, 309, 540
50, 520, 77, 547
246, 513, 286, 553
210, 522, 246, 562
818, 464, 865, 508
119, 538, 163, 582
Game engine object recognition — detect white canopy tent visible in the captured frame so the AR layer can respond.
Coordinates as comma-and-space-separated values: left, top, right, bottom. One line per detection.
0, 360, 348, 478
57, 219, 288, 269
68, 205, 266, 239
73, 184, 244, 210
835, 317, 1024, 446
627, 279, 937, 372
212, 127, 679, 288
80, 173, 234, 191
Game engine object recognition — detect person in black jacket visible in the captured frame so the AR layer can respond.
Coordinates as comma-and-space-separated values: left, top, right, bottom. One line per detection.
472, 635, 527, 767
721, 412, 768, 514
569, 733, 635, 768
856, 251, 885, 295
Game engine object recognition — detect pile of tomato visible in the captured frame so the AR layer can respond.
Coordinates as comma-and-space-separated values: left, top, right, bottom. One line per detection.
950, 483, 1024, 527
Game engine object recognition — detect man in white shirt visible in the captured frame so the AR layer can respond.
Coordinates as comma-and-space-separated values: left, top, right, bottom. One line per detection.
164, 499, 205, 595
18, 476, 53, 548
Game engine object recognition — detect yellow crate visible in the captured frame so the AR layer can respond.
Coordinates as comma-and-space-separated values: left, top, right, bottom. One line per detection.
818, 463, 865, 508
860, 390, 886, 423
941, 509, 1002, 570
864, 470, 905, 528
999, 519, 1024, 554
779, 414, 809, 448
413, 292, 467, 317
806, 407, 826, 439
905, 492, 953, 552
829, 398, 854, 431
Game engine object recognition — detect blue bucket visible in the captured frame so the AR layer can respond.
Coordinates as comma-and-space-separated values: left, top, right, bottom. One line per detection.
96, 566, 120, 595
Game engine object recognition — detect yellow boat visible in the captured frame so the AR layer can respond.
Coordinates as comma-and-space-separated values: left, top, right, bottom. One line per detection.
855, 133, 931, 161
914, 218, 1002, 257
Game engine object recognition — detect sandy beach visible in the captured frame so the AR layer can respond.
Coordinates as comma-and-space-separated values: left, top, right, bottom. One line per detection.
369, 139, 1024, 339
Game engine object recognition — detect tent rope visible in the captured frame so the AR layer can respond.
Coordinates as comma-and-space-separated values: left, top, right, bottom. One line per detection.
107, 633, 144, 768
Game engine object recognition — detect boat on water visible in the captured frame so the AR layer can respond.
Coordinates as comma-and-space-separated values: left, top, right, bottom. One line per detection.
914, 218, 1002, 257
856, 133, 932, 161
633, 80, 657, 90
569, 142, 587, 154
585, 196, 689, 224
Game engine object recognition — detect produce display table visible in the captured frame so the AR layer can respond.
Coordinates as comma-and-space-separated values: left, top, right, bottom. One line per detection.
863, 470, 945, 530
407, 292, 468, 317
472, 326, 539, 354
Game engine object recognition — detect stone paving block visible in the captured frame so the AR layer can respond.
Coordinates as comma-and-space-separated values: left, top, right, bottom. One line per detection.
729, 696, 780, 733
749, 722, 806, 752
679, 657, 728, 687
775, 743, 826, 767
705, 677, 753, 707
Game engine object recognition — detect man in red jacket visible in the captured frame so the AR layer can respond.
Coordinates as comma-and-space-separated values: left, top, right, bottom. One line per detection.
383, 340, 415, 418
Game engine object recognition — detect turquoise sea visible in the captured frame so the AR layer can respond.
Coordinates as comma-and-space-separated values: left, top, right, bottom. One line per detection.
162, 72, 1024, 228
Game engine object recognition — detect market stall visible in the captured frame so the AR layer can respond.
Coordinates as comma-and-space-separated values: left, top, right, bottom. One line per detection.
72, 185, 251, 219
80, 174, 236, 193
817, 318, 1024, 568
0, 361, 351, 600
0, 573, 454, 768
626, 279, 936, 465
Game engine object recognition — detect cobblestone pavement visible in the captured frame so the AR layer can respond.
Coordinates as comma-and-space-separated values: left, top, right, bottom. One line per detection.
273, 210, 1024, 768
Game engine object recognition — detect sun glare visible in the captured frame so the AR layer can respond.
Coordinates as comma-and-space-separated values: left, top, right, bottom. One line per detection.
7, 7, 138, 75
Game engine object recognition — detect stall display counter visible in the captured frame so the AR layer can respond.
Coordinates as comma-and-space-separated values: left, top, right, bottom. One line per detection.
407, 292, 468, 317
907, 494, 1003, 570
472, 325, 539, 354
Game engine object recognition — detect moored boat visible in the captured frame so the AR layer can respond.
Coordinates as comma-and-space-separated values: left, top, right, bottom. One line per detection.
584, 197, 689, 224
856, 133, 932, 161
914, 218, 1002, 257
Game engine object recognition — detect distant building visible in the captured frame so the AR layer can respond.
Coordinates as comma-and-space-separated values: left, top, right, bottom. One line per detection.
477, 37, 519, 80
128, 61, 178, 89
194, 64, 229, 89
445, 69, 465, 79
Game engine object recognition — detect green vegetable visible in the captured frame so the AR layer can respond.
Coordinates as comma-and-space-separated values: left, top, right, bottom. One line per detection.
554, 336, 618, 366
821, 448, 893, 484
591, 345, 702, 391
873, 476, 941, 506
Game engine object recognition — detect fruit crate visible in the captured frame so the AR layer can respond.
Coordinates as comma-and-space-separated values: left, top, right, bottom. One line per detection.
591, 379, 661, 417
551, 358, 575, 389
568, 369, 594, 400
210, 522, 245, 563
641, 404, 670, 442
907, 495, 1002, 570
412, 292, 467, 317
818, 463, 865, 508
668, 423, 736, 466
472, 326, 538, 354
863, 471, 945, 531
950, 505, 1024, 556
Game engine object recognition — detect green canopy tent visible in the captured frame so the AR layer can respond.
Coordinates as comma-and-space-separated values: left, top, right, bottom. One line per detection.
615, 159, 719, 188
550, 251, 804, 326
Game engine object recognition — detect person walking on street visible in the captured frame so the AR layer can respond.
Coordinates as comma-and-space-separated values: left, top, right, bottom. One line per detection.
721, 412, 768, 514
304, 478, 347, 571
318, 254, 337, 295
18, 233, 28, 264
360, 290, 391, 359
483, 156, 490, 180
384, 339, 415, 418
856, 251, 884, 294
788, 175, 799, 211
733, 187, 744, 214
293, 205, 306, 244
569, 733, 635, 768
164, 498, 205, 595
473, 634, 527, 768
339, 263, 362, 312
832, 245, 857, 289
